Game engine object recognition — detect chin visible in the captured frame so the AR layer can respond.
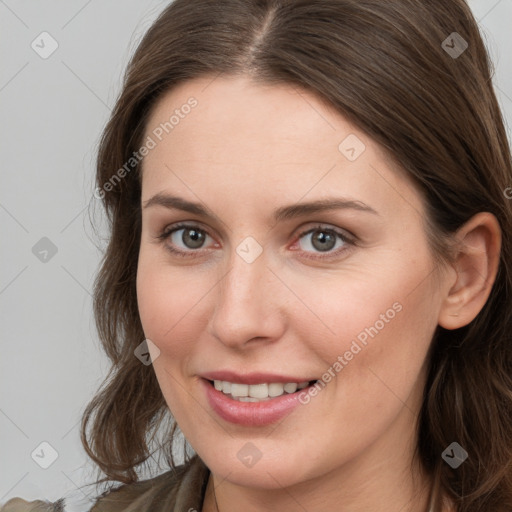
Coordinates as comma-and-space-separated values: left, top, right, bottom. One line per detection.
192, 436, 326, 490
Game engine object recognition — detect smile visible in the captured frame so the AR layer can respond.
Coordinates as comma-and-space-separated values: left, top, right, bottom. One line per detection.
212, 379, 314, 401
202, 378, 320, 426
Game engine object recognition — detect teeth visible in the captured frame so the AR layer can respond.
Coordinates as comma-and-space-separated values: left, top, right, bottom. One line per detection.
248, 383, 268, 399
230, 383, 248, 397
212, 379, 312, 400
268, 382, 284, 397
283, 382, 298, 393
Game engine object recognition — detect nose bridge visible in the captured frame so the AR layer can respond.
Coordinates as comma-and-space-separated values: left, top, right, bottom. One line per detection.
209, 238, 283, 346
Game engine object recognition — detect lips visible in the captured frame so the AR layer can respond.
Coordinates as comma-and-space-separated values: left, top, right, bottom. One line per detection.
200, 370, 318, 385
201, 376, 319, 426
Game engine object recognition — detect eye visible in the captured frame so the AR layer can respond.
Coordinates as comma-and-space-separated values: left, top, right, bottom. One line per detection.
292, 224, 355, 260
154, 222, 356, 260
155, 223, 216, 258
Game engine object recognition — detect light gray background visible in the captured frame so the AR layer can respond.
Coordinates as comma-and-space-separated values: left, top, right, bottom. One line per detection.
1, 0, 511, 508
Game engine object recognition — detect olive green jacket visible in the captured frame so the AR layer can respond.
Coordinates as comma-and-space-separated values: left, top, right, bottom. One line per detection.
0, 455, 209, 512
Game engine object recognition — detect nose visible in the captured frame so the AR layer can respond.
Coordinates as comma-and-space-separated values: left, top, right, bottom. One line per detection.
207, 243, 285, 349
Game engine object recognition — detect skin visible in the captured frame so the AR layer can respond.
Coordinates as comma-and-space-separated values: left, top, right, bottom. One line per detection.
136, 75, 501, 512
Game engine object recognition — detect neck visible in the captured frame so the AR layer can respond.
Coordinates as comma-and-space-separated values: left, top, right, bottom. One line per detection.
204, 466, 433, 512
202, 411, 434, 512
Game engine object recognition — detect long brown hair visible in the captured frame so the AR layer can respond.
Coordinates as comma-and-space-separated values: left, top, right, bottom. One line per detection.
82, 1, 512, 510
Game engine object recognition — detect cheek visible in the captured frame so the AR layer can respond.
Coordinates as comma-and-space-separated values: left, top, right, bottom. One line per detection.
135, 260, 205, 415
287, 258, 437, 399
136, 253, 212, 360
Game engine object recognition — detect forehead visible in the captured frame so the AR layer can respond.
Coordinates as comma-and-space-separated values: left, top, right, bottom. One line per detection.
143, 74, 346, 155
140, 75, 425, 221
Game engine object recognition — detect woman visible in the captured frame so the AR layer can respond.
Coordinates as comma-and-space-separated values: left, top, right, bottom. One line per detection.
2, 0, 511, 511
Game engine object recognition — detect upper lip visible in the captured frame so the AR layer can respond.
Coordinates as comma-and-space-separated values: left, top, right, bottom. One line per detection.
200, 370, 317, 385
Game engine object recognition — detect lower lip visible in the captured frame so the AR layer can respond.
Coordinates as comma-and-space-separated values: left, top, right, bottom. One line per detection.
201, 378, 315, 426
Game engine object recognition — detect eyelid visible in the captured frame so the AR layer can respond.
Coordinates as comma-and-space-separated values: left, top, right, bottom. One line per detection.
288, 223, 356, 259
154, 222, 218, 257
293, 222, 356, 243
155, 221, 356, 260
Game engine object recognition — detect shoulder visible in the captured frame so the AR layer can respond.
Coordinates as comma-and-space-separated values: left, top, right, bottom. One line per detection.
91, 454, 209, 512
1, 455, 209, 512
89, 455, 209, 512
0, 497, 64, 512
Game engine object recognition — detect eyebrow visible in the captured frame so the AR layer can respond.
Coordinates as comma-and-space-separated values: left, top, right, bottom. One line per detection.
142, 193, 380, 222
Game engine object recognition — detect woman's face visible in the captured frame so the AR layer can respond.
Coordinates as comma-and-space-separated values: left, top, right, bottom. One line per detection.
136, 75, 454, 490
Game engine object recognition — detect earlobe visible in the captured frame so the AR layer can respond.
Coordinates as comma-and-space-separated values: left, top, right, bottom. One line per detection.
438, 212, 501, 330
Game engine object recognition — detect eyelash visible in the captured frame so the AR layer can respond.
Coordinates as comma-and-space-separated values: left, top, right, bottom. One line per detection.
154, 222, 356, 261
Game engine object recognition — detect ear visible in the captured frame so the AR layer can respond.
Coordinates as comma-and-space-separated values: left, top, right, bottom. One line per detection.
438, 212, 501, 330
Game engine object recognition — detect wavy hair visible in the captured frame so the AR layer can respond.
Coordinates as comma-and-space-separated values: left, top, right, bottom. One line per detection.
81, 1, 512, 510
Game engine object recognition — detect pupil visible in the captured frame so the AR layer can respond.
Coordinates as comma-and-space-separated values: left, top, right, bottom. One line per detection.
313, 231, 335, 252
184, 228, 204, 248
